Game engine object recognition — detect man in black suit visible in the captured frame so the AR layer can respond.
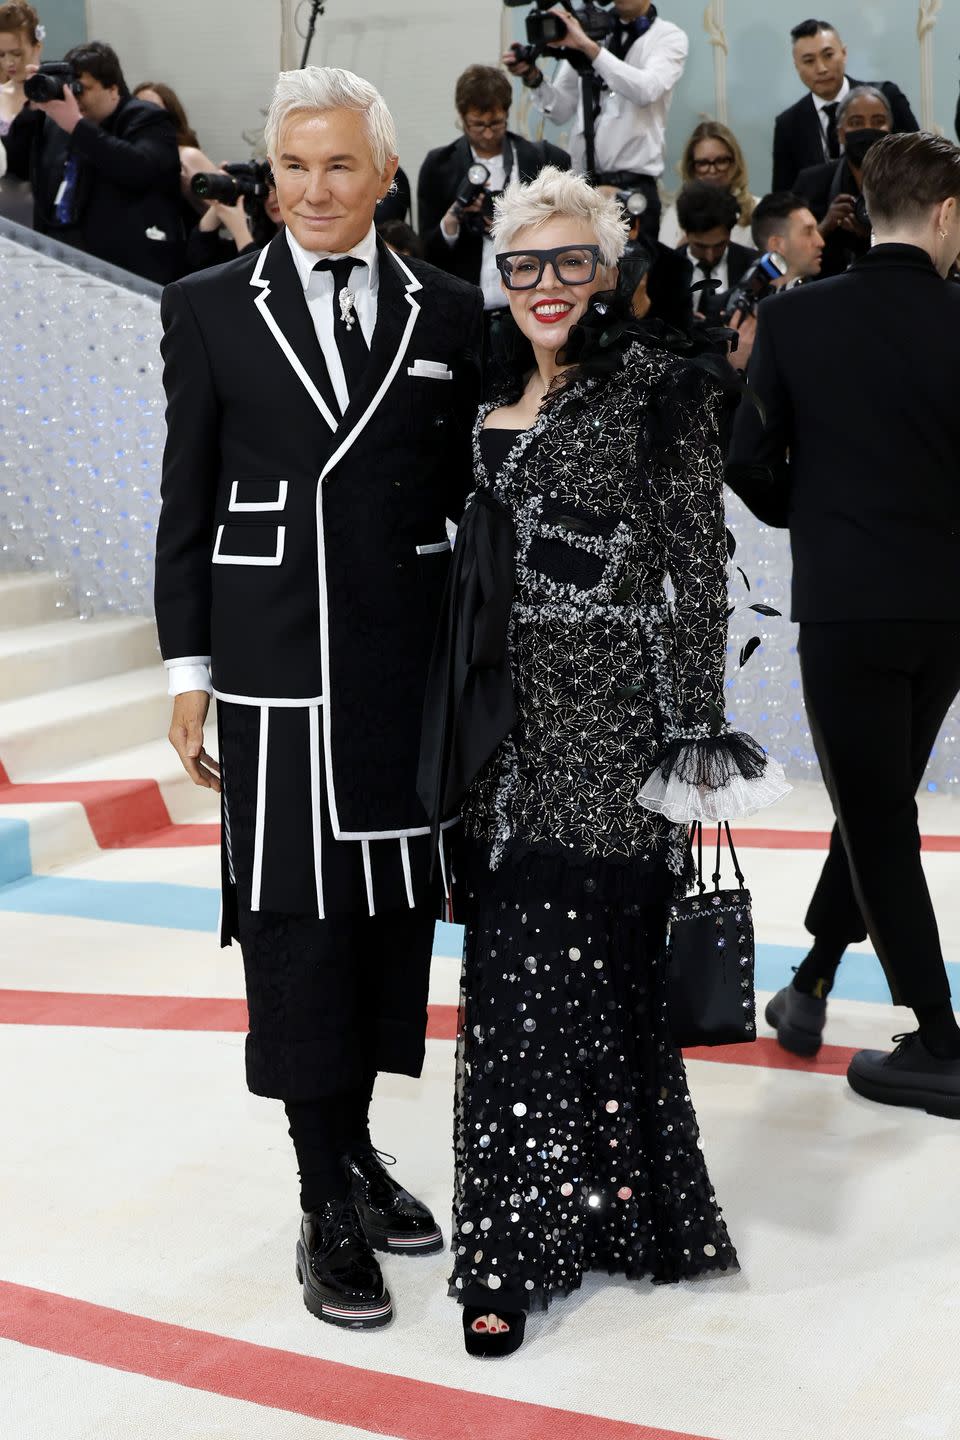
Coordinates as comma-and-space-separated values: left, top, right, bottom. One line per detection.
794, 85, 892, 277
675, 181, 757, 317
727, 132, 960, 1118
418, 63, 568, 362
2, 41, 182, 283
772, 18, 917, 193
155, 66, 483, 1328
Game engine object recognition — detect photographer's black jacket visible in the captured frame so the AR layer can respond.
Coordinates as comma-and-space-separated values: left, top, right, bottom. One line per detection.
726, 245, 960, 623
793, 156, 869, 278
417, 132, 570, 284
3, 95, 183, 283
155, 232, 483, 844
771, 79, 918, 193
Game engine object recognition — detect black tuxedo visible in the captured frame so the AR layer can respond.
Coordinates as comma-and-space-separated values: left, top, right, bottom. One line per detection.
3, 95, 183, 284
156, 230, 482, 1101
417, 132, 570, 283
679, 239, 757, 310
726, 245, 960, 1012
771, 79, 918, 193
793, 156, 869, 277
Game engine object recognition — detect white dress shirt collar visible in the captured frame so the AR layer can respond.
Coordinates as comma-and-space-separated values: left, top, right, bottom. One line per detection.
813, 75, 850, 118
284, 222, 380, 294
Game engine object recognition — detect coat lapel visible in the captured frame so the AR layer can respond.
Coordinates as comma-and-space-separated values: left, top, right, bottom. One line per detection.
319, 239, 422, 482
249, 234, 339, 433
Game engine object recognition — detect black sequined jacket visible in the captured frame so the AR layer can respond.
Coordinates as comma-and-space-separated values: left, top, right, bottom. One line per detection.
460, 340, 729, 880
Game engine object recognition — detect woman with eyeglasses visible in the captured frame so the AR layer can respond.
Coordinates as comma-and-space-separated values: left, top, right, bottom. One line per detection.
425, 168, 786, 1356
659, 120, 758, 250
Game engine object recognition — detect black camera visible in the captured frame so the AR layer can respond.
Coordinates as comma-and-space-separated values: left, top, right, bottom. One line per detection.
191, 160, 273, 206
505, 0, 615, 65
24, 61, 83, 104
721, 251, 789, 322
453, 161, 502, 235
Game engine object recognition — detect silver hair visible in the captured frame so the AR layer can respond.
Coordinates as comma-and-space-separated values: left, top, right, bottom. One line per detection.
491, 166, 629, 267
838, 85, 893, 129
264, 66, 398, 171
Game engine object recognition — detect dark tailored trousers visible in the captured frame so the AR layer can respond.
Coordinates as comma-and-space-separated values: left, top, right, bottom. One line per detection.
239, 905, 436, 1100
798, 620, 960, 1009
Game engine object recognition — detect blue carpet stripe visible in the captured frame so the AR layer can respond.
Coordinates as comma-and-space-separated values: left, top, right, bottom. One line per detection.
0, 875, 957, 1006
0, 818, 33, 888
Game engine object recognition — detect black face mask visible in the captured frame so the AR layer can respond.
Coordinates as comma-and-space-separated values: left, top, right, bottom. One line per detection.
843, 128, 887, 169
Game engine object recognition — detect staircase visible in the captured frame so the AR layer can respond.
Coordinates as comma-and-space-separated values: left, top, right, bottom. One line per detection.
0, 572, 219, 885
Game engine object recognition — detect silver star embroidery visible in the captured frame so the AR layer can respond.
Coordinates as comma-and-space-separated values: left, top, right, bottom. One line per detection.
568, 910, 577, 919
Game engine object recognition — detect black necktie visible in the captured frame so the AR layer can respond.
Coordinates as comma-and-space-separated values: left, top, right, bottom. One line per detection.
823, 101, 840, 160
312, 256, 369, 411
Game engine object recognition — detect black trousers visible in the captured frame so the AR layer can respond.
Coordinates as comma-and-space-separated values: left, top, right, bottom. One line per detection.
799, 620, 960, 1008
239, 906, 436, 1100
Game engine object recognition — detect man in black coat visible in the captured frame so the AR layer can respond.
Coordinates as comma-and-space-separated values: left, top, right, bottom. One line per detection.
726, 132, 960, 1118
155, 67, 483, 1329
793, 84, 892, 277
772, 18, 917, 193
417, 63, 568, 364
674, 180, 757, 316
3, 41, 182, 283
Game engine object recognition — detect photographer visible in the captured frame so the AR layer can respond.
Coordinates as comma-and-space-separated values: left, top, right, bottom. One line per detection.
3, 40, 182, 283
675, 180, 757, 318
185, 165, 281, 273
418, 64, 569, 328
504, 0, 688, 242
793, 85, 891, 278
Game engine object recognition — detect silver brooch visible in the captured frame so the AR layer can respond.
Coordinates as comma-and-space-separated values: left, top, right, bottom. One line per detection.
338, 287, 357, 330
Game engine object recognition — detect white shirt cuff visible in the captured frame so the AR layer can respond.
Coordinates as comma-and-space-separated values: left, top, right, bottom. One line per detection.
440, 219, 458, 245
164, 657, 213, 697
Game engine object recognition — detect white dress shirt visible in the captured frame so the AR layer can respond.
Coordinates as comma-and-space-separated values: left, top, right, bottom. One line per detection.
813, 76, 850, 160
165, 224, 381, 698
530, 18, 688, 177
441, 147, 510, 311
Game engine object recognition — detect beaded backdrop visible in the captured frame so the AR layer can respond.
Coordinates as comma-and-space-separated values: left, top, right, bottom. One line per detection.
1, 228, 958, 792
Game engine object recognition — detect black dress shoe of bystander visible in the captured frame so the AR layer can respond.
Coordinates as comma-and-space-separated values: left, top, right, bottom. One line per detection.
847, 1032, 960, 1119
295, 1199, 393, 1329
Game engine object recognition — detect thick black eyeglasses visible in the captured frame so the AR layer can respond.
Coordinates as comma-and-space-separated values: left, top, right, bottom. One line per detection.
495, 244, 602, 290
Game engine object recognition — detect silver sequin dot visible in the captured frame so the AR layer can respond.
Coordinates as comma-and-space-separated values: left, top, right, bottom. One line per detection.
487, 1275, 502, 1290
605, 1100, 619, 1113
588, 1194, 601, 1208
568, 946, 581, 961
523, 1018, 536, 1032
479, 1135, 490, 1148
561, 1182, 574, 1197
704, 1244, 717, 1258
513, 1102, 527, 1117
461, 1221, 474, 1234
480, 1218, 492, 1231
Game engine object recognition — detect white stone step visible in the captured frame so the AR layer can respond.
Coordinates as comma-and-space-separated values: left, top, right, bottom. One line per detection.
0, 571, 75, 629
0, 616, 160, 702
47, 735, 221, 826
0, 667, 171, 780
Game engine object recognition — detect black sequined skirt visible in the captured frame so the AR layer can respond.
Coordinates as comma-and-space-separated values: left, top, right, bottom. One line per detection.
449, 842, 739, 1313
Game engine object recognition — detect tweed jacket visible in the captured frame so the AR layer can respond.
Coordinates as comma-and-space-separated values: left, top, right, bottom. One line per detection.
461, 342, 730, 876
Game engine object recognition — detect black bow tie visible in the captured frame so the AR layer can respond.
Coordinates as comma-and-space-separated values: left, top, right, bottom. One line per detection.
312, 256, 367, 287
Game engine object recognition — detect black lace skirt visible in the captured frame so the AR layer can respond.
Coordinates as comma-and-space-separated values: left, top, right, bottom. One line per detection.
449, 841, 739, 1313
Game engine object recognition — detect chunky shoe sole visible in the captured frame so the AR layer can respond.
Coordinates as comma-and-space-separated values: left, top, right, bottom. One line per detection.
764, 992, 823, 1058
846, 1062, 960, 1120
295, 1241, 394, 1329
362, 1223, 444, 1256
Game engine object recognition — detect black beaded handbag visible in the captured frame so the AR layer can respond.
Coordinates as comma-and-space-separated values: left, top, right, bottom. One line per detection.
666, 822, 757, 1048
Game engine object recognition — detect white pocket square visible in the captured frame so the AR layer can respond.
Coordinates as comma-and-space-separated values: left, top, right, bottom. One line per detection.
408, 359, 454, 380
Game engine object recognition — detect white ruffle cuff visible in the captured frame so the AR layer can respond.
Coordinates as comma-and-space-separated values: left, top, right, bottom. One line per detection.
637, 732, 791, 824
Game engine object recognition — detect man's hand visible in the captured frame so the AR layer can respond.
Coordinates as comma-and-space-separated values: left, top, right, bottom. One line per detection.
819, 193, 857, 236
24, 67, 82, 134
169, 691, 220, 793
502, 47, 538, 81
726, 308, 758, 373
547, 6, 601, 61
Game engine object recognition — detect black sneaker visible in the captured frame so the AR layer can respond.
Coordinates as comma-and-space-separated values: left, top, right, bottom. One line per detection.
847, 1032, 960, 1119
765, 983, 827, 1057
295, 1198, 393, 1329
345, 1147, 443, 1256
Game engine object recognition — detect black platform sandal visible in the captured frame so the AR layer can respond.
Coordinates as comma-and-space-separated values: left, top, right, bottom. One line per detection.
462, 1305, 526, 1358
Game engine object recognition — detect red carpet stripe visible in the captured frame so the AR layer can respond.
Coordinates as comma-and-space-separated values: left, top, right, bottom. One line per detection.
0, 990, 855, 1073
0, 1280, 720, 1440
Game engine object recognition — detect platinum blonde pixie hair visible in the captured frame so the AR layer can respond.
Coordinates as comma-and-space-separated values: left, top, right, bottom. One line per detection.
492, 166, 630, 267
264, 66, 398, 171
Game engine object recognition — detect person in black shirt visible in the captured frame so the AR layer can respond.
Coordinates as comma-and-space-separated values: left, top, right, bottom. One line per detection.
793, 85, 891, 277
3, 40, 182, 282
727, 132, 960, 1118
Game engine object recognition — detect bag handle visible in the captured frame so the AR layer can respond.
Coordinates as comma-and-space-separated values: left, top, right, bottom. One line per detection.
689, 821, 706, 895
712, 820, 746, 891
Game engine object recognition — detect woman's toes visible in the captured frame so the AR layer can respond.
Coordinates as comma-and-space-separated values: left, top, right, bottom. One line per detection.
471, 1317, 488, 1333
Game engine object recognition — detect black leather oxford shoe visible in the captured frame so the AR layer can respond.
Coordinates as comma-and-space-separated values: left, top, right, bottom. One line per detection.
345, 1147, 444, 1256
295, 1199, 393, 1329
847, 1032, 960, 1119
765, 983, 827, 1057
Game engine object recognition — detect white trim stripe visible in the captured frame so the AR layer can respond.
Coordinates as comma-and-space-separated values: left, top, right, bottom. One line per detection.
415, 540, 451, 555
229, 479, 288, 512
308, 706, 325, 920
212, 691, 324, 707
212, 524, 285, 566
361, 840, 375, 918
250, 707, 269, 912
399, 837, 415, 910
250, 243, 339, 433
